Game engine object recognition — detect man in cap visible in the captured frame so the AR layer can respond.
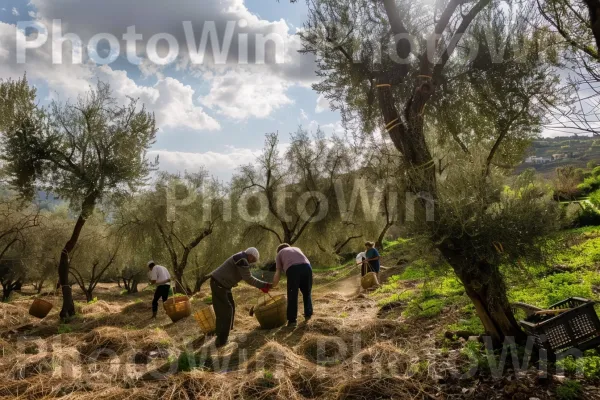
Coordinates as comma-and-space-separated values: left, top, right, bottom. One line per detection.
210, 247, 272, 347
148, 261, 172, 319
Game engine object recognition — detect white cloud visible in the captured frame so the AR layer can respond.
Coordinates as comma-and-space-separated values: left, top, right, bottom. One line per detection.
11, 7, 19, 16
153, 78, 221, 131
96, 67, 221, 131
0, 23, 219, 132
300, 109, 308, 120
200, 68, 293, 119
29, 0, 317, 84
322, 121, 345, 135
8, 0, 318, 122
316, 94, 330, 113
149, 147, 260, 179
28, 11, 37, 18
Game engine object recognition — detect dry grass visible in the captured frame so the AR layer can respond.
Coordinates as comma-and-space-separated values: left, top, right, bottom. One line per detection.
159, 370, 228, 400
0, 264, 539, 400
77, 326, 172, 361
0, 303, 32, 330
0, 338, 16, 356
358, 318, 406, 344
289, 368, 333, 399
246, 341, 308, 375
235, 375, 300, 400
334, 376, 430, 400
348, 342, 410, 377
79, 301, 122, 315
306, 317, 345, 336
296, 334, 351, 366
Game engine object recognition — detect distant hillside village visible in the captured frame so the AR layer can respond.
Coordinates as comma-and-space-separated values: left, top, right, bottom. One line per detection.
525, 152, 573, 164
517, 135, 600, 175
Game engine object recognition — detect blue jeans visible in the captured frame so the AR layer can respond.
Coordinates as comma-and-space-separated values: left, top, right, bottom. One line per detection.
286, 263, 313, 323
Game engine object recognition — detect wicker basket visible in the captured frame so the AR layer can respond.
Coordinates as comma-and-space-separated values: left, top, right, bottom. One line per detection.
193, 304, 216, 334
254, 294, 287, 329
519, 297, 600, 358
361, 272, 379, 290
163, 296, 192, 323
29, 298, 53, 319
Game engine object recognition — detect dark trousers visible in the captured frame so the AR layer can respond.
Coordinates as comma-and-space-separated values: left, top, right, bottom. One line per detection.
286, 263, 313, 323
152, 285, 170, 313
211, 278, 235, 343
361, 261, 368, 277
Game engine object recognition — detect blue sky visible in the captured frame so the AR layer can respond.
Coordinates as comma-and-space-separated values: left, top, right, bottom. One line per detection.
0, 0, 341, 180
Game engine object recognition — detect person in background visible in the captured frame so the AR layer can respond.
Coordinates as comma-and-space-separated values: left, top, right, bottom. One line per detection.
272, 244, 313, 327
356, 251, 367, 277
148, 261, 171, 319
364, 241, 381, 277
210, 247, 271, 348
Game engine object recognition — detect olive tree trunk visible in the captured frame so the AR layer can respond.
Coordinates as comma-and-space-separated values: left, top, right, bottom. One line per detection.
59, 192, 97, 320
440, 247, 526, 344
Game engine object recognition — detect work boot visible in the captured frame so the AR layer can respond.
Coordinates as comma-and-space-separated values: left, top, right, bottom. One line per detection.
215, 337, 228, 348
151, 312, 157, 319
287, 321, 297, 328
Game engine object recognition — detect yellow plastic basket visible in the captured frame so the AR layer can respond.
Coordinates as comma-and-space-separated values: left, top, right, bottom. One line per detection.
163, 296, 191, 323
361, 272, 379, 290
254, 294, 287, 329
193, 305, 216, 334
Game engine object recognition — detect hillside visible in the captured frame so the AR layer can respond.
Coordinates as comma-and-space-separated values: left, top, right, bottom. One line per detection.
515, 136, 600, 177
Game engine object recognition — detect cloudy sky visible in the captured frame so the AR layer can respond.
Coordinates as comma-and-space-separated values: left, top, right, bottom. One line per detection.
0, 0, 344, 180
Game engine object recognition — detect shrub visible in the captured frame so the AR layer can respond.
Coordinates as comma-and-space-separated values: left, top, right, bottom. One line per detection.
556, 380, 583, 400
577, 176, 600, 195
572, 205, 600, 228
590, 189, 600, 209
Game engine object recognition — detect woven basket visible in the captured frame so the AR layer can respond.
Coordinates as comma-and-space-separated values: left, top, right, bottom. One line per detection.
361, 272, 379, 290
254, 294, 287, 329
193, 304, 216, 334
29, 298, 53, 319
163, 296, 191, 323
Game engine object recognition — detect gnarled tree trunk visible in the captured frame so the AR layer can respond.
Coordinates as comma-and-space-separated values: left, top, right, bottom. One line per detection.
584, 0, 600, 52
439, 246, 526, 344
59, 191, 97, 320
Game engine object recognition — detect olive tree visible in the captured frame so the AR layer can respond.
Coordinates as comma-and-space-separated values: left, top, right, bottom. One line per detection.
298, 0, 563, 343
68, 213, 120, 302
234, 128, 351, 246
119, 171, 223, 292
0, 197, 41, 300
0, 77, 157, 319
537, 0, 600, 136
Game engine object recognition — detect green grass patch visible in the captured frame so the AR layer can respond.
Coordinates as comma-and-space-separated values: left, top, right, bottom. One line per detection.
509, 271, 595, 308
447, 314, 485, 335
556, 379, 583, 400
556, 350, 600, 381
376, 289, 415, 307
58, 324, 72, 334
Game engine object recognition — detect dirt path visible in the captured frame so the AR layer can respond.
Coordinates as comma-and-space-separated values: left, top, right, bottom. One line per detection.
312, 264, 402, 300
313, 270, 362, 298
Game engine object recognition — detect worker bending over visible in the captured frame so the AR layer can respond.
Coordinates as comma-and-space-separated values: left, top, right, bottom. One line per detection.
210, 247, 271, 347
272, 244, 313, 327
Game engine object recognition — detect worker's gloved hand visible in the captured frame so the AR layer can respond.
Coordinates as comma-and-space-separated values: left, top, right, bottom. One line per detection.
260, 283, 271, 294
